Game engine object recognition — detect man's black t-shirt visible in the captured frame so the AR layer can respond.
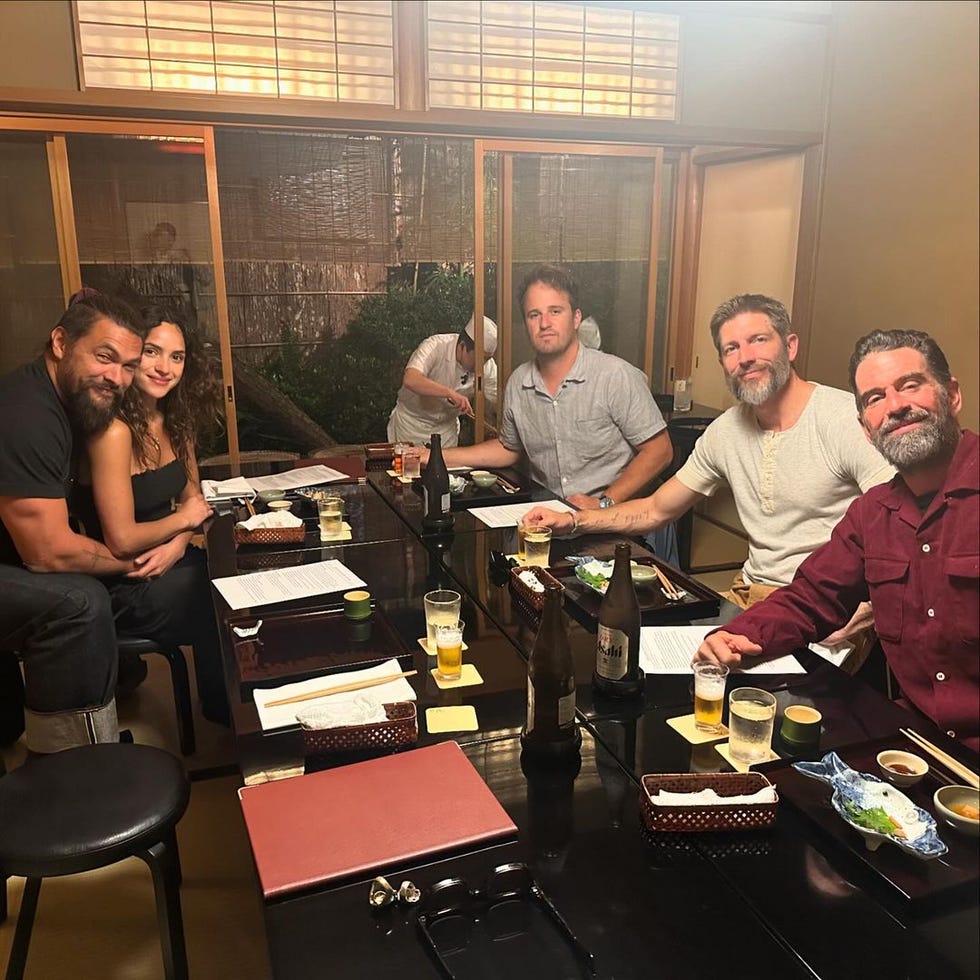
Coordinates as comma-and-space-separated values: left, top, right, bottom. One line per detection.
0, 357, 73, 566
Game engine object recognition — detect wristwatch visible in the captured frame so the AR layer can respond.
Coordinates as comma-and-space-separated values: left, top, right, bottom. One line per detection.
599, 495, 615, 509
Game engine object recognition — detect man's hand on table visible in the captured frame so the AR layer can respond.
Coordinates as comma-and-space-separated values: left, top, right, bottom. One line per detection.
694, 630, 762, 669
522, 506, 576, 535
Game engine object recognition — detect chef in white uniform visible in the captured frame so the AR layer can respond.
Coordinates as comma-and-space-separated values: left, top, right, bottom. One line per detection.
387, 316, 498, 447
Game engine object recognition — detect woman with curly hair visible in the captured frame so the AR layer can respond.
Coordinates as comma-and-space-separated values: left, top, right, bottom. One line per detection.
73, 305, 229, 726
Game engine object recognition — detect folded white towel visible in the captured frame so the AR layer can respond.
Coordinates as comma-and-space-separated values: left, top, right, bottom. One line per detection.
649, 786, 777, 807
236, 512, 303, 530
296, 694, 387, 730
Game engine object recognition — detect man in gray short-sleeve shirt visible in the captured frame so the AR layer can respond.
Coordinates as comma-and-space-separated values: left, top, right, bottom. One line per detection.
435, 264, 673, 512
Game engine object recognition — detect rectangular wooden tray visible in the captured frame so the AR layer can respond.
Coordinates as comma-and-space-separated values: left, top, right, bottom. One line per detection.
226, 602, 410, 692
760, 734, 980, 910
551, 556, 720, 625
412, 474, 531, 511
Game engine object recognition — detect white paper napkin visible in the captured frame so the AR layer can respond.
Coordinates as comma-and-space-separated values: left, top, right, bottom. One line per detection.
648, 786, 777, 807
235, 512, 304, 530
252, 658, 416, 731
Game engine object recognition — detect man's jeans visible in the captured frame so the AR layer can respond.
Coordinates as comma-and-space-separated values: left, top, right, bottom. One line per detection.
0, 563, 118, 752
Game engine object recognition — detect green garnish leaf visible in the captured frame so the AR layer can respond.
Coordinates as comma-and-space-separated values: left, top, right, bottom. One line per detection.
843, 799, 900, 836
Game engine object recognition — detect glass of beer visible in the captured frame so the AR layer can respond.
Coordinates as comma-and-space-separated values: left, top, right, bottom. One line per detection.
516, 519, 527, 562
423, 589, 461, 652
402, 447, 421, 479
393, 442, 407, 476
434, 620, 464, 681
317, 495, 344, 540
728, 687, 777, 763
692, 662, 729, 733
523, 525, 552, 567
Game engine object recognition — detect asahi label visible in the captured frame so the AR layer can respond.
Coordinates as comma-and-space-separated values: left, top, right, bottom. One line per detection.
596, 624, 628, 680
526, 680, 576, 731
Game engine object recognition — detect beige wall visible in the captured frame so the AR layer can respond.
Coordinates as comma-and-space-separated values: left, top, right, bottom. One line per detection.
0, 1, 77, 91
690, 153, 806, 410
806, 1, 979, 430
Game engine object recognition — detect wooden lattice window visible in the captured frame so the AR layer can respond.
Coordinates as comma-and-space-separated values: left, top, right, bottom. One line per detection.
428, 1, 679, 119
76, 1, 395, 105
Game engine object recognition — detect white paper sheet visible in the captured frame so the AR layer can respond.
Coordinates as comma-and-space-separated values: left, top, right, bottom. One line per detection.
212, 560, 366, 611
253, 658, 416, 731
808, 641, 853, 667
468, 499, 575, 528
202, 476, 256, 503
248, 465, 349, 492
639, 626, 804, 675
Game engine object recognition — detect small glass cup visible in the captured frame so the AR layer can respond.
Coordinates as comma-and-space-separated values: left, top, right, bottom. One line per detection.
515, 519, 527, 561
402, 447, 421, 480
423, 589, 461, 652
317, 495, 344, 540
522, 524, 552, 567
393, 442, 408, 476
434, 620, 464, 681
673, 377, 693, 412
727, 687, 777, 764
693, 662, 729, 733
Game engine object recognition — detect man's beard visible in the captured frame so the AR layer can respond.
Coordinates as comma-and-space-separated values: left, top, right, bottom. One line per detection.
725, 345, 792, 405
65, 381, 123, 436
869, 391, 960, 470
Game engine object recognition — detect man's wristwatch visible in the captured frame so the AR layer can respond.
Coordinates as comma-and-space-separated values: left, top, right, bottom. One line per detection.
599, 495, 615, 509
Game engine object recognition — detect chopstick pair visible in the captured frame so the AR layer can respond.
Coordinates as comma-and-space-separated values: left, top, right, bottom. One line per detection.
900, 728, 979, 788
264, 670, 418, 708
496, 476, 520, 493
653, 564, 681, 599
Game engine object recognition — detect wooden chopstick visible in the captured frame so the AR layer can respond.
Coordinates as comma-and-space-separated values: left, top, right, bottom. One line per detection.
653, 564, 681, 599
244, 498, 256, 517
900, 728, 979, 788
265, 670, 418, 708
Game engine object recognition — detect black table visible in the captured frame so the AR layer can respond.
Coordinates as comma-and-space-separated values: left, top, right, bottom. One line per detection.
205, 467, 979, 980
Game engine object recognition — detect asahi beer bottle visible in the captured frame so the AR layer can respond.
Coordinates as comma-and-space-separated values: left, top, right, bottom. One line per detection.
421, 433, 453, 532
521, 583, 581, 761
593, 542, 643, 697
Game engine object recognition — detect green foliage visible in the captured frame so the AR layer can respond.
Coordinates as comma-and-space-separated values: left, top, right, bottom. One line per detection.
311, 265, 474, 444
251, 265, 475, 447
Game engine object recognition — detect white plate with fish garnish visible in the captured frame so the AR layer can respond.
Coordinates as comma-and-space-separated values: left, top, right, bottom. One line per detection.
794, 751, 947, 859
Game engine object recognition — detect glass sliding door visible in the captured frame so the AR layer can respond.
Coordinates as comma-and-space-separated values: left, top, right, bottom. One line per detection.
476, 142, 669, 414
64, 132, 229, 461
0, 134, 68, 374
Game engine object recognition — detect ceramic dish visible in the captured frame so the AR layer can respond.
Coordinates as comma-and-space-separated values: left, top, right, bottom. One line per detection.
794, 752, 947, 859
876, 749, 928, 787
570, 557, 685, 598
267, 499, 293, 512
470, 470, 498, 488
256, 489, 286, 504
933, 785, 980, 836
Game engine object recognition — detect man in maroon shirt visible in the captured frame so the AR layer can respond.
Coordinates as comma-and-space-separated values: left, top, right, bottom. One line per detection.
696, 329, 979, 752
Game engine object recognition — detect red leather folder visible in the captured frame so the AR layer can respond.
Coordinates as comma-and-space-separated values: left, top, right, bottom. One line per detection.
238, 741, 518, 899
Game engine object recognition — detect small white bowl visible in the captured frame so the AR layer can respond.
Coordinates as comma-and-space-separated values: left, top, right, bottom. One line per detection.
470, 470, 498, 489
267, 499, 293, 512
933, 785, 980, 836
876, 749, 928, 787
630, 563, 658, 587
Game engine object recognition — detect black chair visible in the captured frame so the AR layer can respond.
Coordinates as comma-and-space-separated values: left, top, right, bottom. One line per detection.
117, 637, 196, 756
0, 743, 191, 980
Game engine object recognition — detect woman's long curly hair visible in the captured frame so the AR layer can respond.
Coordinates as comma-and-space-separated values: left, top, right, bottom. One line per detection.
120, 306, 222, 470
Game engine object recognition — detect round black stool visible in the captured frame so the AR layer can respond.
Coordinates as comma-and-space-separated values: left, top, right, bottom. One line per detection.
0, 743, 191, 980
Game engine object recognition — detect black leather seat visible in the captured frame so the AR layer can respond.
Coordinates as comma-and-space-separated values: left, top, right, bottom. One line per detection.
0, 743, 191, 980
117, 636, 196, 755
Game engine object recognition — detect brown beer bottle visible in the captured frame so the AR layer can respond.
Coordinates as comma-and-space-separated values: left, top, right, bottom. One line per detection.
593, 542, 643, 697
421, 433, 453, 532
521, 583, 581, 761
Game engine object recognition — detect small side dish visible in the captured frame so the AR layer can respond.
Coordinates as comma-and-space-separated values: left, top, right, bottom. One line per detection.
933, 785, 980, 837
794, 752, 947, 859
876, 749, 928, 787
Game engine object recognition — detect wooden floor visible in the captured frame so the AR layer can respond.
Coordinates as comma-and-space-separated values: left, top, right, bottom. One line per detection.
0, 655, 270, 980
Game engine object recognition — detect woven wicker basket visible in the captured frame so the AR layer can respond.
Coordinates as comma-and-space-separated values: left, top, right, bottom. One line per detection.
234, 525, 306, 546
640, 772, 778, 833
509, 565, 564, 613
302, 701, 418, 755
